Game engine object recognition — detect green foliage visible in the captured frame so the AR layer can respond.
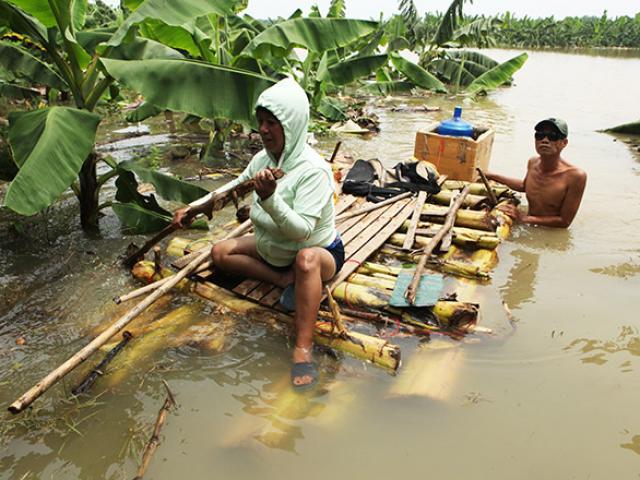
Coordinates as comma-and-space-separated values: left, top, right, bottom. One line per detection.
5, 107, 101, 215
84, 0, 118, 29
604, 120, 640, 135
100, 58, 275, 126
242, 18, 378, 58
0, 41, 67, 89
465, 52, 528, 95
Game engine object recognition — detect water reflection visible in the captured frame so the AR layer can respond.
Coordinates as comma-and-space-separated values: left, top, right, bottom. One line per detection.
565, 325, 640, 369
500, 227, 573, 309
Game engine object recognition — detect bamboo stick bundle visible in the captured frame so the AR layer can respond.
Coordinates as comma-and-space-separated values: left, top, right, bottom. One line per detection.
378, 245, 491, 279
421, 203, 495, 231
132, 262, 401, 371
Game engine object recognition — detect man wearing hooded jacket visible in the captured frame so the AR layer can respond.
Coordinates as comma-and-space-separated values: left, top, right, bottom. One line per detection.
172, 78, 342, 390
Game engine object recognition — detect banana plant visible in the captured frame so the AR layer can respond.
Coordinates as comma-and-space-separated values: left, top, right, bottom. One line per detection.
0, 0, 275, 233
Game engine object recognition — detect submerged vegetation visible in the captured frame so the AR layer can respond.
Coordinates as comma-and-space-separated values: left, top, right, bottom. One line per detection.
0, 0, 527, 233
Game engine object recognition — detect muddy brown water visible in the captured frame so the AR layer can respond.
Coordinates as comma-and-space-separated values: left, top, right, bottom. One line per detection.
1, 49, 640, 479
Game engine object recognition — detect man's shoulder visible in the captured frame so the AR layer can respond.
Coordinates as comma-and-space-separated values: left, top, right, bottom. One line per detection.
560, 159, 587, 180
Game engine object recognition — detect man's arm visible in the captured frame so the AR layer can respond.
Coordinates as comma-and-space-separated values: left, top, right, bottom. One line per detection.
484, 171, 525, 192
521, 170, 587, 228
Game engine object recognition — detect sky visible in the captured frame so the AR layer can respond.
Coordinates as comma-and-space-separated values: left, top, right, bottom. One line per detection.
101, 1, 639, 20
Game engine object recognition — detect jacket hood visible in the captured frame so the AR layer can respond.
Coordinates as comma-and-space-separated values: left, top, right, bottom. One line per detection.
255, 77, 309, 169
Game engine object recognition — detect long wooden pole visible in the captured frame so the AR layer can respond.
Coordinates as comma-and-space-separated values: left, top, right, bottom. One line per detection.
114, 219, 252, 304
8, 248, 211, 414
336, 191, 412, 222
405, 184, 471, 305
475, 168, 498, 206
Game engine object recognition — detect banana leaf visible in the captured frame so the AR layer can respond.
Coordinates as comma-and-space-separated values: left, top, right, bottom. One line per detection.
0, 81, 41, 99
108, 0, 236, 47
112, 202, 171, 234
360, 80, 414, 96
431, 0, 467, 46
5, 107, 101, 215
0, 1, 49, 45
391, 54, 447, 93
242, 18, 378, 58
446, 50, 498, 69
328, 0, 346, 18
125, 102, 162, 122
100, 58, 275, 127
6, 0, 87, 31
604, 121, 640, 135
0, 41, 66, 89
431, 58, 475, 86
465, 52, 528, 95
118, 160, 208, 204
136, 19, 208, 59
76, 31, 184, 60
319, 54, 388, 86
317, 97, 347, 121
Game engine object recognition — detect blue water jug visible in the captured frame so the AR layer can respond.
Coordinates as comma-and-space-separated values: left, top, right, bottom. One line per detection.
437, 106, 474, 138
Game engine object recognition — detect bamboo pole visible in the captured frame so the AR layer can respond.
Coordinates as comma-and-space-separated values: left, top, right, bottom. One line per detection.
133, 381, 177, 480
335, 191, 413, 222
406, 185, 471, 304
475, 168, 498, 206
8, 248, 211, 414
71, 331, 133, 396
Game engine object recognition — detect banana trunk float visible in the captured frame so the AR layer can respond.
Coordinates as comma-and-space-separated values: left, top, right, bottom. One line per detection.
131, 262, 401, 371
390, 230, 500, 250
387, 339, 465, 402
377, 246, 491, 280
422, 203, 495, 231
331, 281, 478, 329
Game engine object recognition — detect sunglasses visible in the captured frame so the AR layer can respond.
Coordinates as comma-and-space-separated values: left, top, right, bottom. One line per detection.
534, 131, 564, 141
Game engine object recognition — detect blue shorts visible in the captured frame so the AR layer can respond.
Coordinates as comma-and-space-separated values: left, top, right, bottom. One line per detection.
264, 234, 345, 274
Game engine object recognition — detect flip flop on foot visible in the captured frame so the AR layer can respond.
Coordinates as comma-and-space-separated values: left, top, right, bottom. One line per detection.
279, 284, 296, 311
291, 362, 318, 392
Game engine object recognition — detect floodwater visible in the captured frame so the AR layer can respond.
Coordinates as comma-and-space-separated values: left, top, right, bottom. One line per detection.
1, 49, 640, 479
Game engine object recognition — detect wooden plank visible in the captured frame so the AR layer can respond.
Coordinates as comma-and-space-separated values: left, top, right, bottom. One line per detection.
257, 201, 411, 309
334, 194, 360, 216
339, 204, 394, 243
403, 190, 427, 250
233, 279, 262, 296
343, 202, 411, 260
247, 281, 277, 301
327, 199, 416, 292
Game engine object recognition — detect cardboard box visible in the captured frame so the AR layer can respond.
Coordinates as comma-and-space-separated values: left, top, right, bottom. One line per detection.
413, 125, 495, 181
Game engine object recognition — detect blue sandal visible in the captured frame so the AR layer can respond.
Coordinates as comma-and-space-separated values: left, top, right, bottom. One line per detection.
279, 284, 296, 312
291, 362, 318, 392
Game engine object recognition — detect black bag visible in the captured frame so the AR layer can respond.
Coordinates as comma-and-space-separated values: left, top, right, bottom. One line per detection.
342, 159, 440, 202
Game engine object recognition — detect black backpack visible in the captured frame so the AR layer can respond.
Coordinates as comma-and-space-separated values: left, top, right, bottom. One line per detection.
342, 159, 440, 202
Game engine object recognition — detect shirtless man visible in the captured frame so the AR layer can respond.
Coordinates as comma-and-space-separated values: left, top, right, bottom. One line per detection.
486, 118, 587, 228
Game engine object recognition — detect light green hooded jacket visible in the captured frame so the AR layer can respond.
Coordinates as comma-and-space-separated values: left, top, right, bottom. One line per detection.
199, 77, 337, 267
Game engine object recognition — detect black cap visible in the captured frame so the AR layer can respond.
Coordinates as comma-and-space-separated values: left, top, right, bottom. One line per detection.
535, 118, 568, 138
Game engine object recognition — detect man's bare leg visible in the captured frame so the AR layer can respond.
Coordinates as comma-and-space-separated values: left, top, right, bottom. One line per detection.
291, 247, 337, 388
211, 236, 292, 288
